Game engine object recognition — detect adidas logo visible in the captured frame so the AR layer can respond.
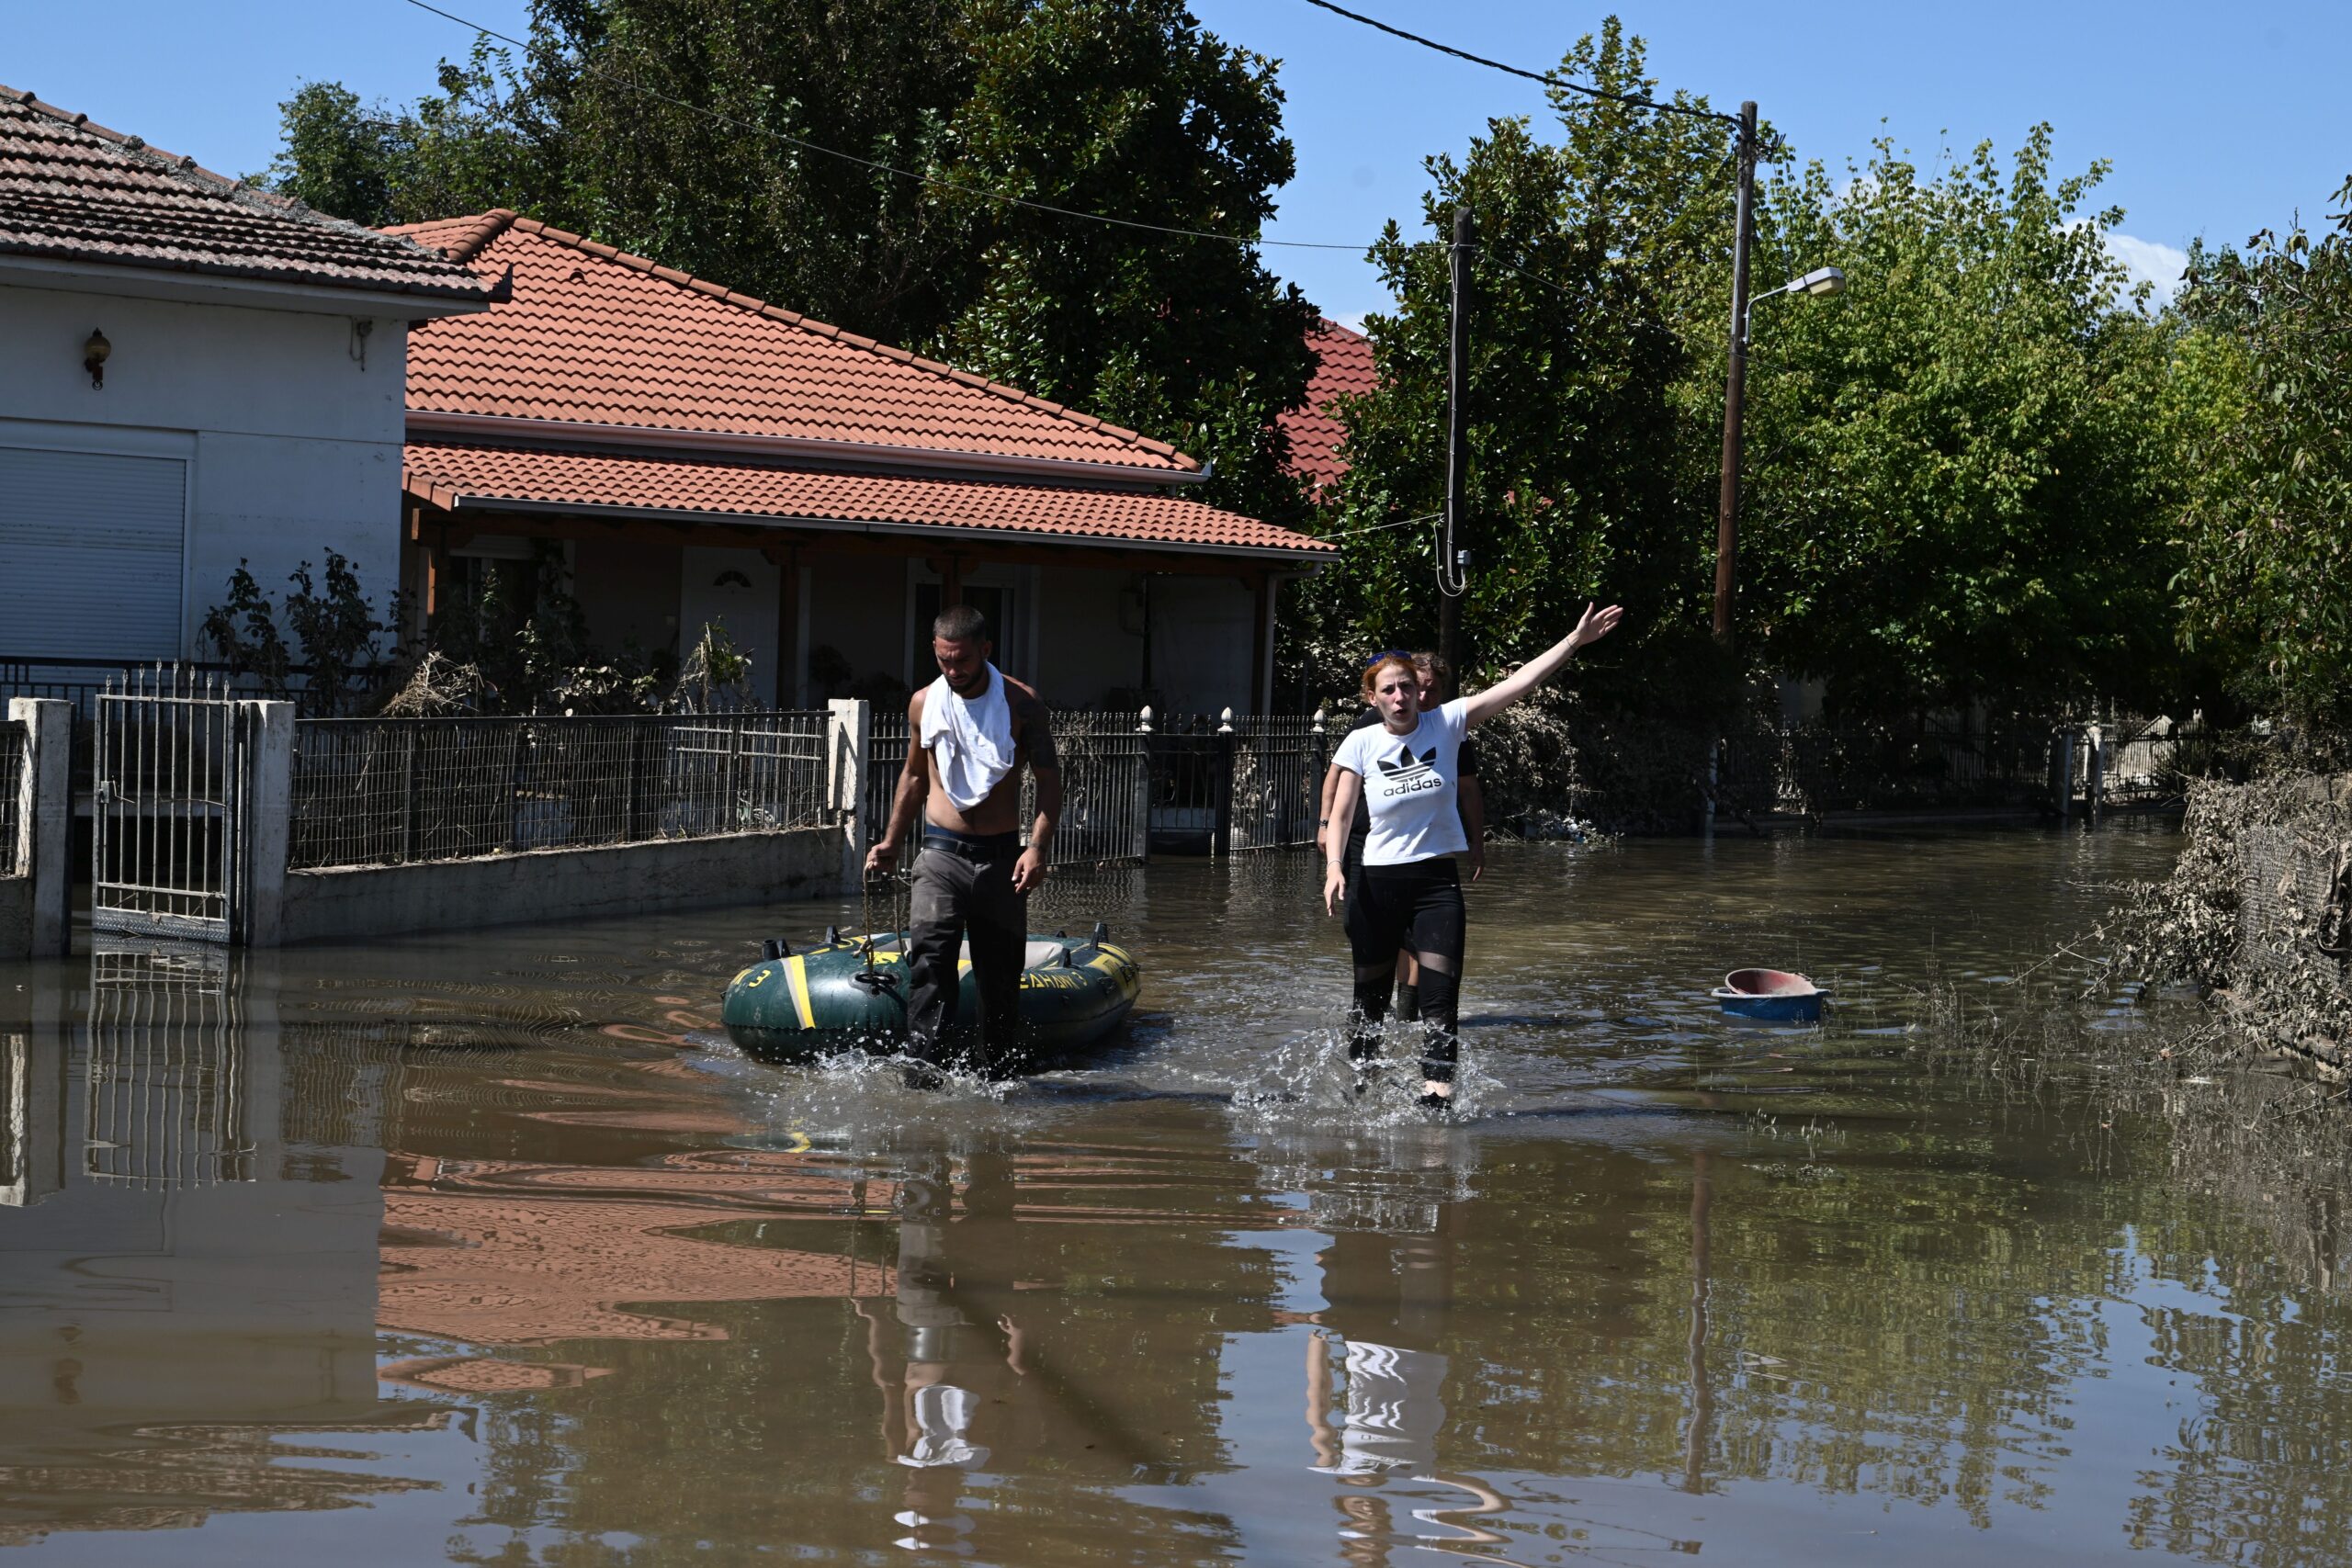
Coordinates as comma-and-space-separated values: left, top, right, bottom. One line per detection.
1375, 745, 1442, 795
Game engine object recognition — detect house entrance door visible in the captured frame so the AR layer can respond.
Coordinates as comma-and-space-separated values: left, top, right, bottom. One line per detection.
910, 581, 1011, 683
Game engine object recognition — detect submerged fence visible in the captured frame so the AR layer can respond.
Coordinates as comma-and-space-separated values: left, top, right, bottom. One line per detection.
288, 710, 831, 871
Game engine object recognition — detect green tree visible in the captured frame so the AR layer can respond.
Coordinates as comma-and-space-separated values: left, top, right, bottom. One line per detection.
1290, 21, 1745, 710
1730, 129, 2184, 717
934, 0, 1318, 523
258, 43, 559, 229
2170, 182, 2352, 724
523, 0, 977, 348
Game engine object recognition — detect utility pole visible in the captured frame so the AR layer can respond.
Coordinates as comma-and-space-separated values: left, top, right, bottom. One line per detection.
1438, 206, 1474, 696
1713, 101, 1758, 649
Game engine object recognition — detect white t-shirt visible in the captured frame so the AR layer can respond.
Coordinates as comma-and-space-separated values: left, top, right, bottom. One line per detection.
1331, 698, 1470, 866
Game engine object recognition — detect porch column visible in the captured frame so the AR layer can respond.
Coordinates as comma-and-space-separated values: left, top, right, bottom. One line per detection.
764, 545, 803, 707
1251, 572, 1276, 716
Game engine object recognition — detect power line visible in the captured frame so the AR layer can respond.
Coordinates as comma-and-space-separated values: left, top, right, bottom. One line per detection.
1313, 510, 1440, 542
401, 0, 1368, 252
1295, 0, 1743, 130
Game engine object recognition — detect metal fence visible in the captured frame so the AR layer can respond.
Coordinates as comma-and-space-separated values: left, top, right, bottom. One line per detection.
288, 710, 831, 871
863, 706, 1328, 863
1226, 715, 1331, 852
1033, 713, 1152, 865
865, 709, 1152, 869
1713, 724, 2058, 818
0, 719, 21, 878
92, 671, 254, 943
1, 656, 317, 789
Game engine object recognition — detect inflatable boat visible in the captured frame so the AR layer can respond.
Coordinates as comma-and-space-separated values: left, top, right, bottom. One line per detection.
720, 923, 1140, 1070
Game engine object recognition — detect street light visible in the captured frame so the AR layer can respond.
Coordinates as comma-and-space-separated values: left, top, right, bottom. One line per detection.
1713, 104, 1846, 649
1712, 257, 1843, 648
1755, 265, 1846, 303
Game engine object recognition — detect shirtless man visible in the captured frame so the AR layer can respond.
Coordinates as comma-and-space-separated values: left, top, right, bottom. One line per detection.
865, 605, 1062, 1076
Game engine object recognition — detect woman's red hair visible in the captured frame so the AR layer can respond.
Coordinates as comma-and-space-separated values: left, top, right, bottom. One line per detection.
1360, 653, 1418, 700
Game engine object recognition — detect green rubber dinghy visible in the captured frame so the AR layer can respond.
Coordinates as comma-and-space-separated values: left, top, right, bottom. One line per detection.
720, 924, 1141, 1071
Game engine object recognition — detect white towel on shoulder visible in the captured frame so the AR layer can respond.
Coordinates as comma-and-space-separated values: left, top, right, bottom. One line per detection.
919, 663, 1016, 812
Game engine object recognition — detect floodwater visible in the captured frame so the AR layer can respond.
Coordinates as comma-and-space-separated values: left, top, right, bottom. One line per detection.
3, 825, 2349, 1566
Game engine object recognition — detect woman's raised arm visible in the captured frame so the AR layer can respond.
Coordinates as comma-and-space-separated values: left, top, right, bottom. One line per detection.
1463, 603, 1623, 728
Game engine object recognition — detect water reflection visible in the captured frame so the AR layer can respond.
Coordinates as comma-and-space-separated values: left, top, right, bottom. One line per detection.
8, 828, 2352, 1567
861, 1148, 1039, 1552
0, 944, 419, 1546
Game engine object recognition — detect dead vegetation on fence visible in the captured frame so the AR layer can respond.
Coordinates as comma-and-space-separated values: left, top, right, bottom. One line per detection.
2109, 766, 2352, 1074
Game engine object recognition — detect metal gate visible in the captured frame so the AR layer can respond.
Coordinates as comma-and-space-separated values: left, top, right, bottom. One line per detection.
93, 671, 252, 943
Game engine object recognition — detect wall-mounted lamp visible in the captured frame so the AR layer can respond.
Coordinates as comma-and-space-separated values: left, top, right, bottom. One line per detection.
83, 329, 110, 389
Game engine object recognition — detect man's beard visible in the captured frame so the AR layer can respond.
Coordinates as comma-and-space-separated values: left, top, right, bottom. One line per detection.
947, 667, 990, 698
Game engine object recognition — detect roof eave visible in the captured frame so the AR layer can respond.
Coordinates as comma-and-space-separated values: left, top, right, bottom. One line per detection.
0, 253, 493, 317
406, 485, 1336, 565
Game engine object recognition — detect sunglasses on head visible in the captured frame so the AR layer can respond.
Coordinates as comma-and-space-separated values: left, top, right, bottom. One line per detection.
1363, 648, 1411, 669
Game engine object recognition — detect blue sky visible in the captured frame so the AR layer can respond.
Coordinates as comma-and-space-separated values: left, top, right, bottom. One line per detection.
13, 1, 2346, 325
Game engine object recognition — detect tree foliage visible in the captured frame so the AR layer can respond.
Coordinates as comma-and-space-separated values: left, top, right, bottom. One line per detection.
1733, 128, 2184, 716
1287, 22, 1737, 714
2169, 182, 2352, 724
1292, 21, 2187, 726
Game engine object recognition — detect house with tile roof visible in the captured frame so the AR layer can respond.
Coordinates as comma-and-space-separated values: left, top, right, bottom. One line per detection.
385, 210, 1335, 712
1278, 317, 1376, 504
0, 87, 492, 669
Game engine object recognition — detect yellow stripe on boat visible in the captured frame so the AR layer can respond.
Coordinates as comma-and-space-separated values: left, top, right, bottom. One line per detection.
786, 954, 816, 1030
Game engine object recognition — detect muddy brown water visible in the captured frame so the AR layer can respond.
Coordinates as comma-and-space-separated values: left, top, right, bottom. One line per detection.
3, 824, 2348, 1566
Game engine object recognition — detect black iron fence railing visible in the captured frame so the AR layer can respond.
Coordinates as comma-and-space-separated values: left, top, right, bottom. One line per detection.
862, 707, 1335, 866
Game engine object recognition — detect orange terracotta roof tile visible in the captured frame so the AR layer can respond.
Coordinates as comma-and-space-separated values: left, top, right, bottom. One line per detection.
1278, 317, 1377, 496
387, 211, 1200, 473
405, 441, 1335, 558
0, 87, 487, 299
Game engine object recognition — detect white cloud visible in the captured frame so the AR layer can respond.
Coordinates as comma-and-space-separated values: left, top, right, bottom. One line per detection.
2105, 232, 2189, 307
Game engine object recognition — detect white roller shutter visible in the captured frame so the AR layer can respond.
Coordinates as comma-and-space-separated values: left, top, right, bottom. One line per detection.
0, 445, 187, 660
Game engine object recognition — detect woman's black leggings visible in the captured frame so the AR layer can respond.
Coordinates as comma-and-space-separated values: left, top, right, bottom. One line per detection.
1342, 858, 1465, 1080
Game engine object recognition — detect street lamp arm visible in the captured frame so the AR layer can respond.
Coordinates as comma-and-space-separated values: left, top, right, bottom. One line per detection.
1751, 265, 1847, 309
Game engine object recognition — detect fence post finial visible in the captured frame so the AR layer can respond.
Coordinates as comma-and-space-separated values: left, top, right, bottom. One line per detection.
1311, 705, 1326, 735
1217, 706, 1235, 735
1137, 705, 1153, 735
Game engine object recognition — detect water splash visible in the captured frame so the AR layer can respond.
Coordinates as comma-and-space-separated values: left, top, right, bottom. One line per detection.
1229, 1017, 1504, 1129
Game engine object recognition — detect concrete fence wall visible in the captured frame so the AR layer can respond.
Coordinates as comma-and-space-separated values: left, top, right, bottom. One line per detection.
1, 699, 70, 960
243, 700, 868, 947
274, 826, 845, 945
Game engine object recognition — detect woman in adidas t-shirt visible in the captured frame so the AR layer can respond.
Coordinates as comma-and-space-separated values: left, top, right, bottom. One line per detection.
1324, 603, 1623, 1106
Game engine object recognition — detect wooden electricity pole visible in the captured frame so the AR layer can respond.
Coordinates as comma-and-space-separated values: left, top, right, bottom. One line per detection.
1713, 101, 1759, 648
1438, 206, 1474, 695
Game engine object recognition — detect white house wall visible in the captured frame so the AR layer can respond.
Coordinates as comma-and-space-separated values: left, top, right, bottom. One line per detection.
0, 282, 409, 660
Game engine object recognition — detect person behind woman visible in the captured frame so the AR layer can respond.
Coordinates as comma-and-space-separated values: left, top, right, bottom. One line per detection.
1323, 603, 1623, 1107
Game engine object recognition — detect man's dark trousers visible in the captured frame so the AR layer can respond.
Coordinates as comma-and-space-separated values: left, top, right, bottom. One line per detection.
905, 830, 1027, 1071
